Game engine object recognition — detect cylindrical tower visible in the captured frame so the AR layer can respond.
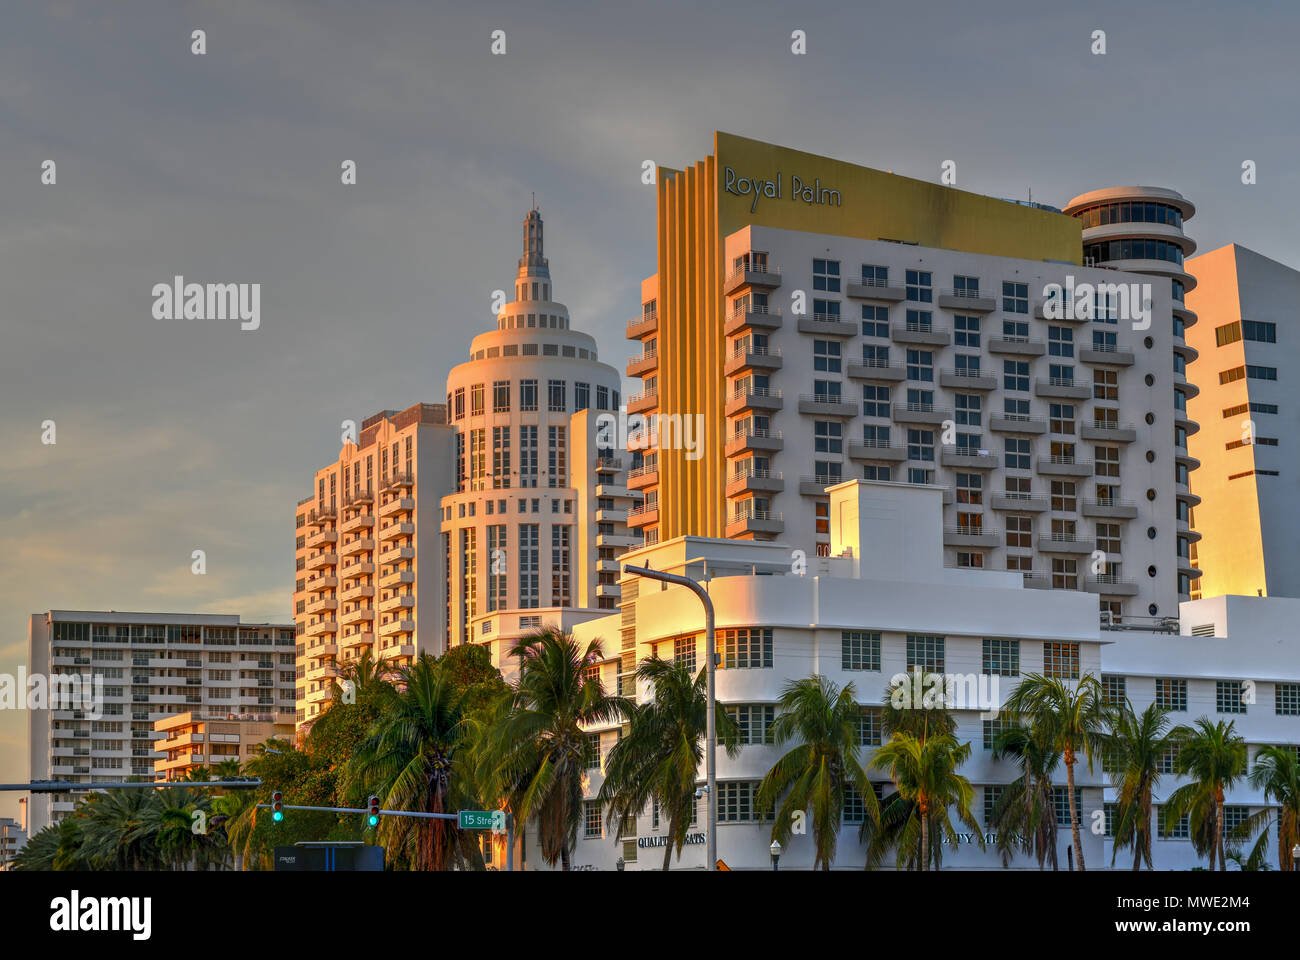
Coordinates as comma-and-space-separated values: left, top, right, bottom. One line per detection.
1063, 187, 1202, 602
441, 208, 635, 647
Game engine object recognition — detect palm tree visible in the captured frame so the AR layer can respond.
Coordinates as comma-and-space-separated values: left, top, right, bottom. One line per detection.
1004, 673, 1107, 871
989, 721, 1060, 869
1242, 745, 1300, 871
75, 789, 161, 870
481, 629, 625, 870
1105, 701, 1178, 870
756, 676, 878, 870
10, 823, 62, 871
599, 657, 739, 870
1164, 718, 1248, 871
345, 653, 478, 870
869, 731, 980, 871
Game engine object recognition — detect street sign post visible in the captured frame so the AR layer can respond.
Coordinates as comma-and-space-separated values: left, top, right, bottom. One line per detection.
458, 809, 504, 830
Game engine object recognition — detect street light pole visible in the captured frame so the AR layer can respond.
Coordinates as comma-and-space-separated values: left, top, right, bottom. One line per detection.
623, 564, 717, 873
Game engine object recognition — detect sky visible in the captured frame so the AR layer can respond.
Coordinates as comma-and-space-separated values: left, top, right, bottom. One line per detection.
2, 0, 1298, 813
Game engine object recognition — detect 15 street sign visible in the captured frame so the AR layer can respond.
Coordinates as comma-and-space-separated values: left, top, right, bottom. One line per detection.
458, 809, 505, 831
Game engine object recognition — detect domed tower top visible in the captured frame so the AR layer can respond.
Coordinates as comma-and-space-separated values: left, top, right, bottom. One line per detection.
498, 205, 570, 331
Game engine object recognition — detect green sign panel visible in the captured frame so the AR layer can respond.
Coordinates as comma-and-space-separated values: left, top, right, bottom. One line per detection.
459, 810, 503, 830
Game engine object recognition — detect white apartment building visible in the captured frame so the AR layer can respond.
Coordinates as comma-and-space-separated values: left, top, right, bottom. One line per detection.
532, 481, 1300, 871
26, 610, 296, 834
705, 224, 1182, 622
0, 817, 25, 869
296, 209, 641, 730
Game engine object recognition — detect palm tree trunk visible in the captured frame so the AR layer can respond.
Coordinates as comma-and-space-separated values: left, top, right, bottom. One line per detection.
561, 844, 571, 871
662, 814, 675, 871
1214, 787, 1225, 872
1065, 755, 1085, 871
919, 807, 929, 872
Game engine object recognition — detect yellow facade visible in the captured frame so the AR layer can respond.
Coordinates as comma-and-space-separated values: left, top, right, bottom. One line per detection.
1183, 244, 1268, 598
642, 132, 1084, 540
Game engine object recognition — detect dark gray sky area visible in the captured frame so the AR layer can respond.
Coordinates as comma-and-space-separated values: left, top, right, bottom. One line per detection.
2, 0, 1296, 800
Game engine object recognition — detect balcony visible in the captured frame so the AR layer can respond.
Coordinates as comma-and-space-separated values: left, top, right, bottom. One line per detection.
305, 619, 338, 637
797, 314, 856, 337
988, 336, 1046, 357
627, 310, 658, 339
1034, 377, 1091, 400
892, 402, 952, 425
845, 278, 905, 301
939, 368, 997, 391
627, 463, 659, 489
798, 476, 844, 496
1086, 576, 1139, 596
725, 388, 783, 416
1080, 345, 1136, 366
305, 529, 337, 549
722, 263, 782, 296
724, 510, 784, 537
627, 504, 659, 528
847, 441, 907, 462
940, 446, 999, 469
1081, 421, 1137, 443
305, 597, 337, 615
1082, 498, 1139, 519
340, 512, 374, 534
346, 487, 374, 507
724, 430, 783, 456
990, 492, 1049, 512
724, 305, 783, 336
378, 617, 416, 638
339, 536, 375, 557
339, 583, 374, 603
937, 289, 996, 312
595, 506, 628, 524
725, 469, 785, 496
797, 393, 857, 418
990, 414, 1046, 435
626, 350, 658, 378
341, 606, 375, 626
890, 322, 950, 346
723, 346, 783, 376
377, 545, 415, 565
1033, 298, 1091, 322
943, 526, 1000, 548
304, 575, 338, 595
378, 568, 414, 589
378, 521, 415, 543
846, 360, 905, 382
378, 496, 415, 518
1037, 535, 1094, 555
305, 552, 338, 571
340, 559, 376, 577
1035, 456, 1093, 478
378, 594, 415, 614
626, 390, 658, 415
596, 531, 643, 549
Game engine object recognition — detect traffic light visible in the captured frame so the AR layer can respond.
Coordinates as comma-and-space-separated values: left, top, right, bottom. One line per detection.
367, 795, 380, 827
271, 789, 283, 822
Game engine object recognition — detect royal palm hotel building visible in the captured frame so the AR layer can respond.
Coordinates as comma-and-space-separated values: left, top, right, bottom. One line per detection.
627, 133, 1194, 622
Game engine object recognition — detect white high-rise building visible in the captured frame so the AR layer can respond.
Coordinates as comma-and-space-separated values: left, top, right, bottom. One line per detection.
295, 209, 642, 729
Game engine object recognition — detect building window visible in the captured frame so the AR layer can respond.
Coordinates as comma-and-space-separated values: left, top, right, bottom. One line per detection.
813, 259, 841, 292
1216, 680, 1247, 714
1043, 642, 1080, 679
1048, 327, 1074, 357
813, 299, 841, 322
1051, 558, 1078, 590
982, 638, 1020, 677
1155, 678, 1188, 712
550, 525, 571, 606
720, 628, 773, 669
673, 636, 697, 674
1002, 281, 1029, 313
548, 379, 566, 412
984, 786, 1006, 827
717, 781, 772, 823
983, 718, 1010, 750
842, 631, 882, 671
1052, 788, 1083, 826
1004, 437, 1031, 470
863, 384, 890, 418
548, 426, 567, 487
1277, 683, 1300, 716
584, 800, 602, 838
906, 634, 944, 673
814, 420, 843, 454
857, 708, 882, 746
861, 303, 889, 337
575, 382, 590, 411
1244, 320, 1277, 342
954, 313, 980, 347
1159, 807, 1190, 840
1003, 360, 1029, 392
907, 428, 935, 462
814, 339, 842, 372
1101, 674, 1126, 705
520, 379, 539, 412
905, 269, 932, 302
726, 704, 775, 745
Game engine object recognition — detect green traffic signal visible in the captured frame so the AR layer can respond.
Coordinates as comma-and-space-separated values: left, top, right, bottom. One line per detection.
271, 789, 283, 822
367, 795, 380, 827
